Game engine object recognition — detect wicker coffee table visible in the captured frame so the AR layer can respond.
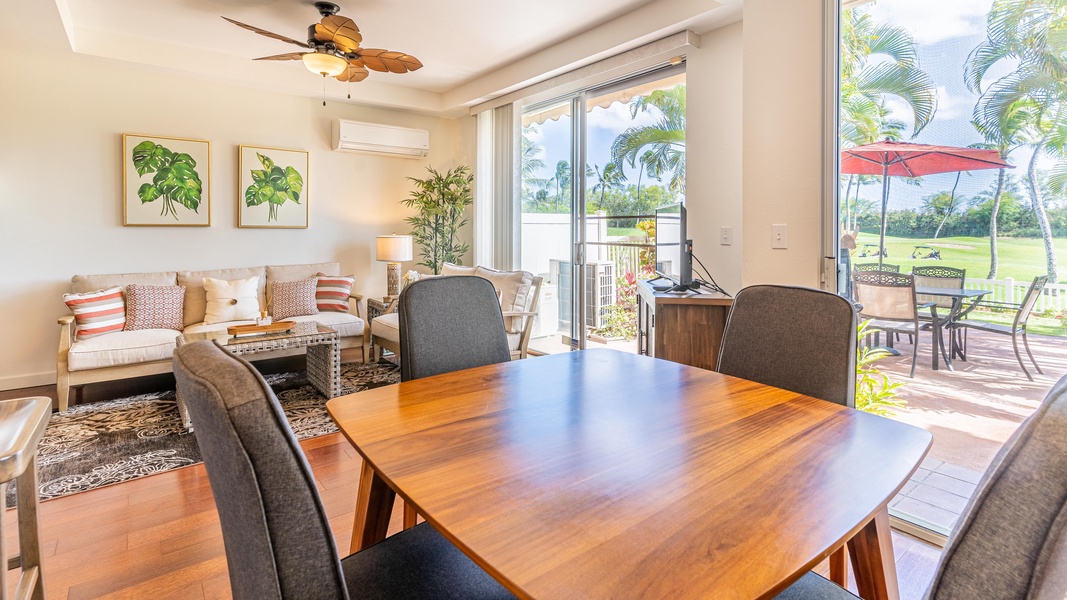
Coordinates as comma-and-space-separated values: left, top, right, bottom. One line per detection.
175, 321, 341, 430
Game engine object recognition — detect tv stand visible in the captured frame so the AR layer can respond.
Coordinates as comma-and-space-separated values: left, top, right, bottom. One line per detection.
636, 280, 733, 371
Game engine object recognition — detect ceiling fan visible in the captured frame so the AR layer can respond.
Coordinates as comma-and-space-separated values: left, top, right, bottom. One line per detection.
223, 2, 422, 87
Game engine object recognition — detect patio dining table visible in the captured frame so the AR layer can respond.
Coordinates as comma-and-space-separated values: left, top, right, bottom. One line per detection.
913, 286, 990, 371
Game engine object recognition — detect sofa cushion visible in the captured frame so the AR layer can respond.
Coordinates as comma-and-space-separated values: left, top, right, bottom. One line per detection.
315, 274, 356, 313
285, 312, 365, 337
266, 262, 340, 290
204, 277, 261, 324
71, 272, 177, 295
474, 266, 534, 334
63, 286, 126, 341
371, 312, 399, 343
371, 312, 514, 351
124, 284, 185, 331
67, 329, 179, 371
271, 279, 319, 320
178, 267, 266, 327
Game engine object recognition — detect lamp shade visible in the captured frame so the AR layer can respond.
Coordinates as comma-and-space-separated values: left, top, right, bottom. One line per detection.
376, 235, 413, 262
302, 51, 348, 77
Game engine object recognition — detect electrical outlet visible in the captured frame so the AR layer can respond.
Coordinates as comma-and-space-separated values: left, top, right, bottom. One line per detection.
772, 224, 787, 249
720, 226, 733, 246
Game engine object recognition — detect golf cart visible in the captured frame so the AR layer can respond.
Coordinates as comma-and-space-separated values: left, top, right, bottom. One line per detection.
858, 244, 887, 258
911, 245, 942, 260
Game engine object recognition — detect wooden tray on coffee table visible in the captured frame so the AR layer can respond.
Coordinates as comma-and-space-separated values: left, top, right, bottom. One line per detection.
226, 321, 295, 337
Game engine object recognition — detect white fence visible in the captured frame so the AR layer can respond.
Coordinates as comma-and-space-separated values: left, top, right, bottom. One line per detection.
965, 278, 1066, 313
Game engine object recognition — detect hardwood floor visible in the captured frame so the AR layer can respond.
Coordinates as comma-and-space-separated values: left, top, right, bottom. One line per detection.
0, 429, 943, 599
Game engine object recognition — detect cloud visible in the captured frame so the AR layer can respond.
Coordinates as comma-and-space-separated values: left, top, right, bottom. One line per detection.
586, 101, 660, 132
934, 85, 967, 120
863, 0, 991, 45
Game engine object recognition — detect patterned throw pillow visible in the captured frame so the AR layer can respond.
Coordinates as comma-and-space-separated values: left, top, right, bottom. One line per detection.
272, 279, 319, 320
315, 274, 355, 313
124, 284, 186, 331
63, 286, 126, 341
203, 277, 260, 324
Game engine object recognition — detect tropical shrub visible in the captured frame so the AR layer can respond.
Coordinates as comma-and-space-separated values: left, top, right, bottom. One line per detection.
855, 320, 907, 416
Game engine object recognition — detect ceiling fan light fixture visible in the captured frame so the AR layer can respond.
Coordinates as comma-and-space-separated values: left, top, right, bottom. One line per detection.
302, 51, 347, 76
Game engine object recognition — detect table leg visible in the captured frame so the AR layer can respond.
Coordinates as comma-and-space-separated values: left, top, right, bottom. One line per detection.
350, 460, 396, 554
829, 545, 848, 587
847, 506, 899, 600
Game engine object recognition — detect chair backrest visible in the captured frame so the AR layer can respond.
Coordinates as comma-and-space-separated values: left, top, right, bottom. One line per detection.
172, 341, 347, 600
926, 375, 1067, 600
853, 271, 918, 322
913, 266, 965, 310
717, 285, 858, 407
854, 263, 900, 273
399, 276, 512, 381
1015, 276, 1049, 330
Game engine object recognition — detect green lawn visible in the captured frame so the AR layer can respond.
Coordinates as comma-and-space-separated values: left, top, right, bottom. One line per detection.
608, 227, 644, 237
852, 234, 1062, 283
969, 309, 1064, 337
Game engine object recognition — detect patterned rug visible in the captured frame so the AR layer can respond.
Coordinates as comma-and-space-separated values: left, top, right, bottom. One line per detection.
10, 361, 399, 506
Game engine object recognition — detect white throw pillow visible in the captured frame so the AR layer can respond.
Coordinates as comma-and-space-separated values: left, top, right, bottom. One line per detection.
203, 276, 260, 324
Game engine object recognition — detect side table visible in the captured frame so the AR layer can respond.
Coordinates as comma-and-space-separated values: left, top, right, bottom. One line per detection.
367, 296, 399, 357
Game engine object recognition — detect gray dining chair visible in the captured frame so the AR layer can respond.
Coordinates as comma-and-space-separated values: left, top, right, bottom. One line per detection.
955, 275, 1048, 381
776, 373, 1067, 599
852, 271, 932, 378
718, 284, 858, 407
172, 340, 514, 600
398, 275, 512, 382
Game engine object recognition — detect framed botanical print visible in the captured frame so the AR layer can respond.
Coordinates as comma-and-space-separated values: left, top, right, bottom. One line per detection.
123, 133, 211, 226
237, 145, 309, 228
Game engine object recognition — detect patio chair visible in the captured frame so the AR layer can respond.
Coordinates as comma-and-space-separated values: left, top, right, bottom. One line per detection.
913, 265, 966, 355
172, 341, 513, 600
852, 271, 934, 378
853, 263, 900, 273
954, 276, 1048, 381
775, 373, 1067, 599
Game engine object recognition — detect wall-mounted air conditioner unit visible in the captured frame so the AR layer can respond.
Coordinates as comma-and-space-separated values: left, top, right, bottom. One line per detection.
331, 119, 429, 158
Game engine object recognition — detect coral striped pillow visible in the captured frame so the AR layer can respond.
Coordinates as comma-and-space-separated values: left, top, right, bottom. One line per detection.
315, 274, 355, 313
63, 286, 126, 340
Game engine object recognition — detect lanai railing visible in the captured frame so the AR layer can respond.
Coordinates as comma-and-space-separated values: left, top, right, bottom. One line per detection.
965, 277, 1066, 313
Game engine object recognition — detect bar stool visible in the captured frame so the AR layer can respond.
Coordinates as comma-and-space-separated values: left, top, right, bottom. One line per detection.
0, 397, 50, 600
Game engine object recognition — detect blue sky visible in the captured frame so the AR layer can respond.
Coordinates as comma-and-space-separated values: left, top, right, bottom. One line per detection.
855, 0, 1039, 211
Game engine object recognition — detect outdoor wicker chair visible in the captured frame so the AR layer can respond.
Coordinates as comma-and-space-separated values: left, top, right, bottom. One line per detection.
853, 271, 935, 378
954, 275, 1048, 381
853, 263, 900, 273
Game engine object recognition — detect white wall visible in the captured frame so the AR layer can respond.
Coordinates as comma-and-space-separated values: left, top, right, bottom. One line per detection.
0, 49, 471, 389
741, 0, 826, 287
686, 21, 744, 294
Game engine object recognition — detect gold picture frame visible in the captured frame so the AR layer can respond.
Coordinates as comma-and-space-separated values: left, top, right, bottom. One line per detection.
122, 133, 211, 227
237, 145, 309, 229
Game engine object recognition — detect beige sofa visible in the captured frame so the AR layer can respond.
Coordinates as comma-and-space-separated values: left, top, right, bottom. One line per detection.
57, 261, 367, 411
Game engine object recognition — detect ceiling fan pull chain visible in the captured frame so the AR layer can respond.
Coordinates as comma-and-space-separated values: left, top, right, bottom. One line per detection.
323, 74, 327, 106
348, 79, 351, 100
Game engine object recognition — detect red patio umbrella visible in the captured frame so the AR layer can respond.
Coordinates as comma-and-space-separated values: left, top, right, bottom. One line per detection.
840, 140, 1013, 268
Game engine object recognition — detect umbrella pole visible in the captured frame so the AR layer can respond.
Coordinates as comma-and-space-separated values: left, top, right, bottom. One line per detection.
878, 167, 889, 270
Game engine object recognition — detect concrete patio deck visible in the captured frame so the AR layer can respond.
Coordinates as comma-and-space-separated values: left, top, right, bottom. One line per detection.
872, 327, 1066, 533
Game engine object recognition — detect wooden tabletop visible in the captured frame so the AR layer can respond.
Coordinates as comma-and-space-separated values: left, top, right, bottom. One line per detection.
327, 349, 931, 599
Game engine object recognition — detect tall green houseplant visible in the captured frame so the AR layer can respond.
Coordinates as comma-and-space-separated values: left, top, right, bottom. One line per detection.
401, 165, 473, 274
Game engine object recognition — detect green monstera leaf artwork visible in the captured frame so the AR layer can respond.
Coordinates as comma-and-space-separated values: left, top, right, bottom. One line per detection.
244, 153, 304, 222
131, 140, 203, 220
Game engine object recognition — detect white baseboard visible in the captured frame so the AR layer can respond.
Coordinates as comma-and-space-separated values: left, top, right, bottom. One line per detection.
0, 372, 55, 392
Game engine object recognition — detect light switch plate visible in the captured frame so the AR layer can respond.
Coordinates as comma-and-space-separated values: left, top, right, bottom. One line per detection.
772, 224, 787, 249
720, 226, 733, 246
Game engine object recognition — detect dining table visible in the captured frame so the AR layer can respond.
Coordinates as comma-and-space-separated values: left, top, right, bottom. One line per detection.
913, 286, 990, 371
326, 349, 932, 599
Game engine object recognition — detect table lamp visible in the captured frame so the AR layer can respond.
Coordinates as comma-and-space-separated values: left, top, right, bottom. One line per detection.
376, 234, 413, 298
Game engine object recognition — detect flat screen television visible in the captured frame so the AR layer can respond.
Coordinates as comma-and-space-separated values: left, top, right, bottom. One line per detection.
654, 203, 692, 286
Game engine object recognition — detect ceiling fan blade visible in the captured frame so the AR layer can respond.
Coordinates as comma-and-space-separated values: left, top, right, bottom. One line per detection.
357, 49, 423, 74
336, 64, 369, 83
253, 52, 306, 61
222, 17, 309, 49
314, 15, 362, 53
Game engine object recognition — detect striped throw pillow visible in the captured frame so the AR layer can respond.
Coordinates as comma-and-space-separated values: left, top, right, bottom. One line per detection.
315, 274, 355, 313
63, 286, 126, 340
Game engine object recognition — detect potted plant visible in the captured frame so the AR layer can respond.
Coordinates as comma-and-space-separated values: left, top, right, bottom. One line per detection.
401, 165, 473, 274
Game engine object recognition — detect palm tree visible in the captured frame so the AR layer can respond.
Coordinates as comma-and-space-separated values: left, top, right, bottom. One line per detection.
520, 128, 549, 201
966, 0, 1064, 282
552, 160, 571, 213
611, 85, 686, 195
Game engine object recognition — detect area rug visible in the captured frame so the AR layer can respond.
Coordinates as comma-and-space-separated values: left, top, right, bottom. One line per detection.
9, 361, 399, 506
